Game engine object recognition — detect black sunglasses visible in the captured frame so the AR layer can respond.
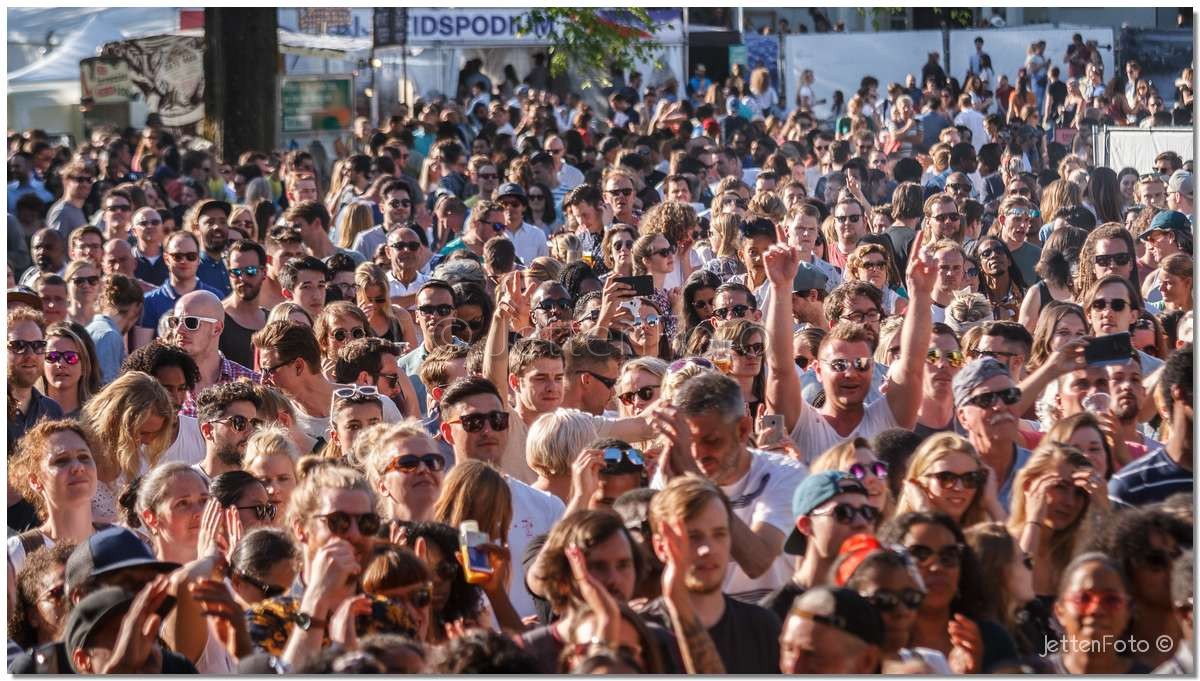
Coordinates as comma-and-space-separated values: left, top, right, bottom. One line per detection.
1093, 253, 1132, 268
332, 327, 367, 342
926, 469, 988, 490
448, 410, 510, 433
236, 503, 277, 521
963, 386, 1021, 409
8, 339, 47, 355
315, 511, 382, 536
713, 304, 752, 320
866, 588, 925, 612
389, 240, 421, 252
236, 571, 285, 599
417, 304, 454, 317
536, 298, 573, 312
812, 503, 880, 524
581, 370, 617, 389
213, 414, 265, 432
70, 275, 100, 287
617, 385, 659, 405
1090, 298, 1129, 312
734, 342, 765, 357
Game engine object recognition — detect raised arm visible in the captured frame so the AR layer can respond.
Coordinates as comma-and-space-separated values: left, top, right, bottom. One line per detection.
762, 245, 805, 432
885, 229, 934, 429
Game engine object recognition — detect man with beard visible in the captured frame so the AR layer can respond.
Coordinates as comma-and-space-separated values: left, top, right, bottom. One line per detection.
220, 239, 268, 369
135, 231, 222, 348
952, 358, 1029, 513
1109, 345, 1193, 508
924, 193, 964, 243
650, 373, 807, 605
131, 207, 168, 286
189, 199, 233, 297
7, 307, 63, 447
19, 227, 66, 288
351, 180, 412, 262
640, 474, 782, 674
767, 240, 935, 465
992, 195, 1041, 285
68, 224, 105, 268
1104, 356, 1165, 470
194, 380, 263, 481
172, 290, 260, 417
529, 281, 575, 341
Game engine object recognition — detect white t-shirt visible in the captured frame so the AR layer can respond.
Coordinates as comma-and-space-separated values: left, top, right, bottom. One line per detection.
788, 394, 900, 465
159, 415, 205, 468
507, 223, 549, 265
504, 476, 566, 619
651, 450, 807, 603
663, 249, 705, 290
292, 390, 405, 442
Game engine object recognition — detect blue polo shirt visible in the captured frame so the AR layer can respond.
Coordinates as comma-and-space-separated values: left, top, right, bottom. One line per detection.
133, 247, 169, 286
197, 251, 231, 298
140, 279, 224, 339
1108, 448, 1193, 510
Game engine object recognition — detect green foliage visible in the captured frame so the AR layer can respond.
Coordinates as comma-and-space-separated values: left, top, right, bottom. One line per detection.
857, 8, 905, 32
515, 9, 665, 89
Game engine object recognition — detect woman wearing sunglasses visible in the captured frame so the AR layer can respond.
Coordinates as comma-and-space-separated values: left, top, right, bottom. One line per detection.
81, 371, 175, 523
313, 301, 370, 381
354, 262, 416, 347
1008, 441, 1107, 608
64, 259, 101, 326
40, 322, 96, 418
845, 243, 908, 316
7, 420, 101, 574
969, 237, 1027, 322
395, 521, 486, 642
362, 545, 437, 643
707, 320, 767, 418
964, 522, 1050, 661
840, 544, 951, 673
614, 357, 666, 420
1046, 553, 1152, 673
210, 470, 277, 531
632, 232, 680, 340
810, 437, 894, 520
451, 281, 493, 344
881, 511, 1018, 673
229, 527, 298, 608
1090, 507, 1191, 671
363, 420, 447, 524
250, 458, 380, 663
599, 225, 638, 280
895, 433, 999, 528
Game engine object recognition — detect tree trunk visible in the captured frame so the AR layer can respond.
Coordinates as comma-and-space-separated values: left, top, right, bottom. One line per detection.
203, 8, 278, 161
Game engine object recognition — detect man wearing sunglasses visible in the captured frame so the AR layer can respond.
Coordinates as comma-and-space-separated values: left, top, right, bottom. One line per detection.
767, 240, 935, 466
496, 182, 548, 265
827, 196, 868, 269
380, 222, 430, 310
434, 200, 505, 264
335, 337, 415, 421
194, 381, 264, 481
220, 239, 268, 369
135, 231, 223, 349
561, 335, 621, 416
914, 324, 968, 439
130, 207, 168, 286
351, 180, 414, 262
7, 307, 63, 453
992, 195, 1042, 286
1137, 210, 1191, 308
762, 472, 874, 622
399, 279, 463, 416
953, 358, 1031, 513
602, 168, 640, 227
172, 291, 259, 416
47, 159, 91, 240
86, 274, 144, 385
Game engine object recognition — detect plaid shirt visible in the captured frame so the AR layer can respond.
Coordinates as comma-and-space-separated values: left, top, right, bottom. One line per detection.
179, 354, 262, 418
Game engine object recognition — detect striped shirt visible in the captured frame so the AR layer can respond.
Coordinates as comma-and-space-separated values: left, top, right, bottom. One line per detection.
1107, 447, 1193, 509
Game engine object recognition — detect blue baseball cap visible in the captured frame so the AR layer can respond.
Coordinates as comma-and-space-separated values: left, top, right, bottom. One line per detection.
784, 472, 869, 555
65, 527, 179, 598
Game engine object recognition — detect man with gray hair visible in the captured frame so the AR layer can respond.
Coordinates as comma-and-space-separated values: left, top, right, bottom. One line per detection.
650, 372, 807, 604
171, 289, 260, 417
952, 357, 1029, 514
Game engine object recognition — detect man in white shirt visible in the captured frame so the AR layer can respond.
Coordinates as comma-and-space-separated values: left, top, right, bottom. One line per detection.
496, 183, 548, 264
764, 239, 935, 464
545, 135, 585, 192
954, 94, 988, 152
650, 372, 807, 603
384, 225, 430, 309
438, 375, 565, 620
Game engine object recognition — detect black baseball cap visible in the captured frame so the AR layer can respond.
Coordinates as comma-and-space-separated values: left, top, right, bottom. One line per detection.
65, 527, 179, 597
65, 586, 135, 670
790, 586, 885, 647
496, 182, 529, 208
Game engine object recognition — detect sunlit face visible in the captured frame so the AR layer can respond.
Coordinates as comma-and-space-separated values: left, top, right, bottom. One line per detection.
1066, 426, 1109, 478
1092, 238, 1133, 281
248, 452, 297, 513
616, 368, 661, 418
146, 470, 209, 553
1049, 313, 1087, 352
654, 497, 731, 595
34, 429, 97, 512
1087, 282, 1134, 335
1054, 561, 1130, 643
43, 336, 82, 394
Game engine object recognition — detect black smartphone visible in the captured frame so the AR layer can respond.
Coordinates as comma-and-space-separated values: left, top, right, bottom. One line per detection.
1084, 332, 1135, 366
614, 275, 654, 297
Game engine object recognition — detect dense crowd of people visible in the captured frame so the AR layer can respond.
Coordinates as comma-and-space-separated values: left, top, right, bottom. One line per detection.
4, 30, 1196, 675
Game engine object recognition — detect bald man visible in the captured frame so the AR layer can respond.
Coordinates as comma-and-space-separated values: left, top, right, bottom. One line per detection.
172, 290, 261, 417
102, 238, 155, 292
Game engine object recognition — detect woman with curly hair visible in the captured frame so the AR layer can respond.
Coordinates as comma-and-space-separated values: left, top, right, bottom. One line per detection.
7, 542, 76, 654
6, 420, 102, 573
1018, 226, 1087, 331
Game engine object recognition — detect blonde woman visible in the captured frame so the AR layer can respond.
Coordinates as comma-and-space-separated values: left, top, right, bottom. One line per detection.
80, 371, 175, 522
335, 201, 376, 250
894, 432, 1002, 527
228, 204, 257, 241
526, 408, 600, 504
810, 437, 894, 522
324, 159, 350, 215
355, 262, 416, 346
313, 301, 371, 380
615, 357, 667, 418
873, 315, 904, 366
360, 419, 446, 524
266, 301, 313, 327
845, 243, 908, 315
703, 213, 744, 279
244, 424, 301, 519
7, 420, 102, 573
1007, 441, 1106, 601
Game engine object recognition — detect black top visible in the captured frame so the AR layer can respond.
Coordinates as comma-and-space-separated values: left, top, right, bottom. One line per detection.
218, 309, 265, 369
8, 388, 63, 453
9, 640, 198, 674
759, 580, 806, 623
641, 594, 781, 675
886, 225, 917, 273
